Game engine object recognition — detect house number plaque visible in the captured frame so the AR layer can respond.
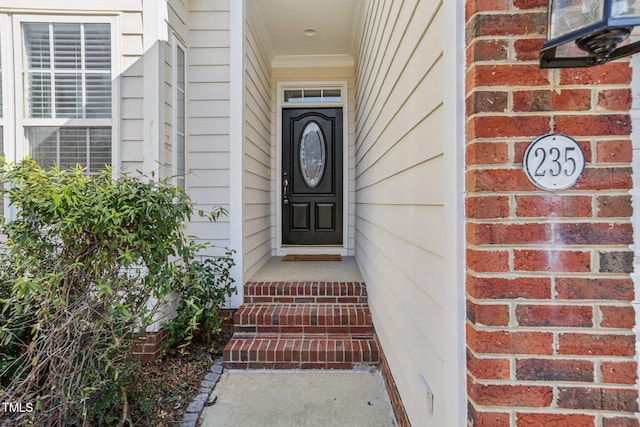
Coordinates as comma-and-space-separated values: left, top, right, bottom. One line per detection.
524, 133, 585, 191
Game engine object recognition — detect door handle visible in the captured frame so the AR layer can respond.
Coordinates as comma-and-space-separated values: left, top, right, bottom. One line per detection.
283, 178, 289, 205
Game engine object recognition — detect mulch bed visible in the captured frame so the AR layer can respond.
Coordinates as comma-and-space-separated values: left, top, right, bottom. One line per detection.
127, 333, 230, 426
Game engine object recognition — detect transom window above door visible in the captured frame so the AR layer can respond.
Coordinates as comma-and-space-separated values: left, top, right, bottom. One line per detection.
283, 88, 341, 103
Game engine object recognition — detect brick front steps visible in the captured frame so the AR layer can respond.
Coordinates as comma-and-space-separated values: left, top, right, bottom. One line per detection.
223, 281, 379, 369
242, 281, 369, 304
233, 303, 373, 335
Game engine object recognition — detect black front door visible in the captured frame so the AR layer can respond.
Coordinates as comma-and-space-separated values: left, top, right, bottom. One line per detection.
282, 108, 343, 245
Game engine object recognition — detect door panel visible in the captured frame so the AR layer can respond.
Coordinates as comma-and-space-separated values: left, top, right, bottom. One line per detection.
282, 108, 343, 245
316, 203, 335, 230
291, 203, 310, 230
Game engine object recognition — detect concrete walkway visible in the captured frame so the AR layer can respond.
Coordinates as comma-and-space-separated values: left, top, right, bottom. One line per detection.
198, 370, 397, 427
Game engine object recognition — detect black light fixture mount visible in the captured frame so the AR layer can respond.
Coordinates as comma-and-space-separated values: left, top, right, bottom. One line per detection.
540, 0, 640, 68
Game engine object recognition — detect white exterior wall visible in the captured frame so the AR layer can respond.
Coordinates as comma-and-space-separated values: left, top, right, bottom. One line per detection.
185, 0, 231, 252
243, 9, 272, 280
354, 0, 453, 424
0, 0, 238, 291
120, 6, 145, 172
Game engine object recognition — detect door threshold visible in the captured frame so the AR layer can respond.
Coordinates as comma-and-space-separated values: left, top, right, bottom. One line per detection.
277, 246, 347, 256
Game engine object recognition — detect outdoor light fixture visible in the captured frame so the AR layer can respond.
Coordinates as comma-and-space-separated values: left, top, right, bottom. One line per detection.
540, 0, 640, 68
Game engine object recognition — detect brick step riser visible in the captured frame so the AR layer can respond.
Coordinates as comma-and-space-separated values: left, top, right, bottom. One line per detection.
244, 296, 368, 304
224, 351, 379, 365
224, 362, 377, 370
233, 306, 372, 328
243, 282, 367, 298
223, 337, 379, 369
234, 325, 374, 335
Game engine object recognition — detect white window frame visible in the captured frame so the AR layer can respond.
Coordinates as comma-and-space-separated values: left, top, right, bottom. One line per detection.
0, 14, 13, 163
11, 14, 119, 172
173, 36, 186, 189
0, 14, 14, 218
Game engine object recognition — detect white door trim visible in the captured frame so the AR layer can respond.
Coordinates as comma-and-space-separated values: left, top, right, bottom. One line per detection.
275, 81, 349, 256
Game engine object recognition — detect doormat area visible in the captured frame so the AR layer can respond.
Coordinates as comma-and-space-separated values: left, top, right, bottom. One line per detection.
282, 254, 342, 262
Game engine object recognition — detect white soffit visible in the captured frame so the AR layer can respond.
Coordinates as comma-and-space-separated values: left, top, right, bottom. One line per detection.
249, 0, 362, 68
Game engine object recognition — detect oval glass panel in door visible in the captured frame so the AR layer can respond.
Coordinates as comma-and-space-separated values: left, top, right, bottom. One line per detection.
299, 121, 326, 188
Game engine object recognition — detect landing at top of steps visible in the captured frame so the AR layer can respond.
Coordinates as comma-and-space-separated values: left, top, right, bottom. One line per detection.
249, 256, 364, 282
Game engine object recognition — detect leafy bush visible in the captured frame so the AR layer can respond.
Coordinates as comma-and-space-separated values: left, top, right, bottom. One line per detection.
0, 160, 235, 425
163, 248, 235, 353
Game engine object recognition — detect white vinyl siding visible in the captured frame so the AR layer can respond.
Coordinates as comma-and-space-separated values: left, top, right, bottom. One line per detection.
186, 0, 231, 252
119, 9, 144, 172
354, 0, 446, 424
243, 10, 272, 280
20, 19, 113, 173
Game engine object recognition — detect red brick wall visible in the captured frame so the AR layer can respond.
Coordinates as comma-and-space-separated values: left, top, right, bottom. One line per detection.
465, 1, 638, 425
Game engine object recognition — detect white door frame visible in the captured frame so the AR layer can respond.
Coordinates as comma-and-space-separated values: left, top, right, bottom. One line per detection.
275, 81, 349, 256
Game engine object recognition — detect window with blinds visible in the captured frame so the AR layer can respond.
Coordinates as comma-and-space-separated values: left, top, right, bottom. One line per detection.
22, 22, 112, 172
28, 127, 111, 173
176, 44, 186, 188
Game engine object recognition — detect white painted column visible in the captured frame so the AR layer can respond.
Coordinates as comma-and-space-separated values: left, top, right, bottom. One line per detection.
229, 0, 245, 307
142, 0, 167, 177
142, 1, 169, 332
442, 0, 467, 424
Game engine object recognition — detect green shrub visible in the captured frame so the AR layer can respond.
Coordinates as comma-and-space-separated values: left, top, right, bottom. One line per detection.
0, 160, 235, 425
163, 248, 236, 353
